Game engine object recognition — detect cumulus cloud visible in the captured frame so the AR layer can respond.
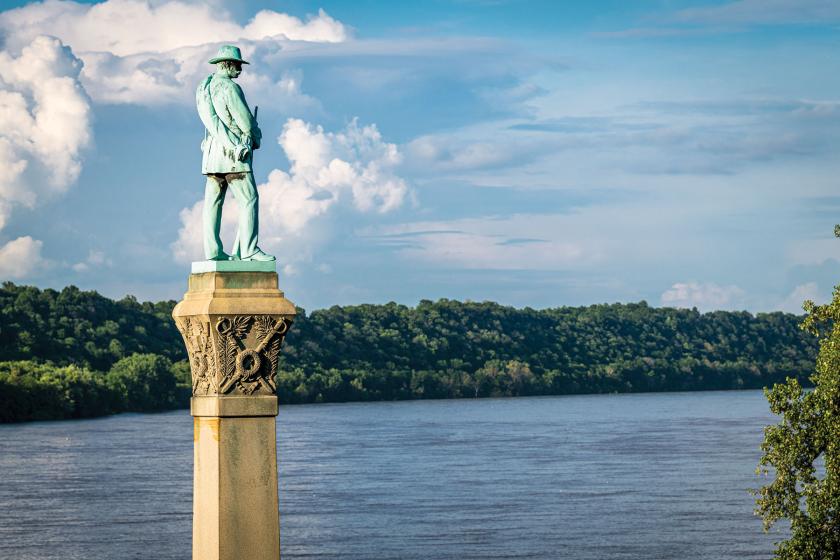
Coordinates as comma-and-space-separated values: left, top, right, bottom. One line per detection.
172, 117, 409, 266
0, 0, 348, 105
0, 1, 346, 55
0, 236, 46, 279
660, 281, 745, 311
0, 35, 91, 232
0, 34, 91, 279
777, 282, 822, 314
170, 202, 204, 264
256, 118, 408, 233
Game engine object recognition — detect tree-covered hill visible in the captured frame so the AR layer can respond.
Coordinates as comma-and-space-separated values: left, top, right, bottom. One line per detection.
0, 282, 819, 421
277, 299, 817, 402
0, 282, 183, 370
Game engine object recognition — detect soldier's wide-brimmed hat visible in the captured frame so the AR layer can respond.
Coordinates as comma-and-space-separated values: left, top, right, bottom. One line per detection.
208, 45, 250, 65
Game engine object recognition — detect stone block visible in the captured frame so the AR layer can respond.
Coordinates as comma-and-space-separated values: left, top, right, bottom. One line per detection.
173, 271, 295, 560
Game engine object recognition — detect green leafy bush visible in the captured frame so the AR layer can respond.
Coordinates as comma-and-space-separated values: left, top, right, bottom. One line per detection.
106, 353, 178, 412
756, 288, 840, 558
0, 361, 116, 421
0, 355, 186, 422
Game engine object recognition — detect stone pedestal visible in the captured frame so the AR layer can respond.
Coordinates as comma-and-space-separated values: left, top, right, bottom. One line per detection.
173, 266, 295, 560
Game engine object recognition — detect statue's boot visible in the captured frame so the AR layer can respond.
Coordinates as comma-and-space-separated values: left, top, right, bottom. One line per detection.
242, 248, 275, 261
209, 251, 233, 261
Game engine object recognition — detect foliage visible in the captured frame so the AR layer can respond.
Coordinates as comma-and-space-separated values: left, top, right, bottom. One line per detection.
171, 359, 191, 386
755, 286, 840, 558
0, 282, 820, 421
0, 355, 186, 422
0, 282, 182, 371
0, 361, 116, 421
106, 353, 180, 412
277, 300, 817, 404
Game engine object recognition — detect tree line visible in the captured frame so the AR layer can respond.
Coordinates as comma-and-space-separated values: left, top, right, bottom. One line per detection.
0, 281, 818, 422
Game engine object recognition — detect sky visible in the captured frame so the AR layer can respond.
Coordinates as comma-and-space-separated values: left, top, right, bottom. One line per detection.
0, 0, 838, 313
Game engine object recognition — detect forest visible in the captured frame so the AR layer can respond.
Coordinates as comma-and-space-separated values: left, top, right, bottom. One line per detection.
0, 281, 818, 422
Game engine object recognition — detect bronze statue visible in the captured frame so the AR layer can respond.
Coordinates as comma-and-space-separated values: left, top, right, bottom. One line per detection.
196, 45, 274, 262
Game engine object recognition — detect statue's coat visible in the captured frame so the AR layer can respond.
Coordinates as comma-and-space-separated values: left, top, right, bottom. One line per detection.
197, 73, 262, 175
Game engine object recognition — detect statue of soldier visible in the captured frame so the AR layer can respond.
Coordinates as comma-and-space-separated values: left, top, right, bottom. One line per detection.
196, 45, 274, 262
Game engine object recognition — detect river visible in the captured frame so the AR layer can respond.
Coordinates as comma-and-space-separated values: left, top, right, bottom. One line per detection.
0, 390, 786, 559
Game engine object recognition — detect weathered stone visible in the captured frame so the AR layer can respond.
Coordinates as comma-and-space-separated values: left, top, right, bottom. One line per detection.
193, 416, 279, 560
173, 271, 295, 397
173, 270, 295, 560
191, 395, 278, 417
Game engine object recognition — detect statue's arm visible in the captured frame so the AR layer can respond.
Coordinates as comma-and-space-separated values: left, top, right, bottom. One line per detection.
225, 82, 262, 150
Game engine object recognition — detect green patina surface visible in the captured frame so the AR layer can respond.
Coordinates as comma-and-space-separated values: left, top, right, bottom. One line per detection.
191, 260, 276, 274
196, 45, 274, 263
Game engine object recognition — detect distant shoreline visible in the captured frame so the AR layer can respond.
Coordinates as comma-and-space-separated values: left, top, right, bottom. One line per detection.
0, 282, 817, 423
0, 385, 794, 427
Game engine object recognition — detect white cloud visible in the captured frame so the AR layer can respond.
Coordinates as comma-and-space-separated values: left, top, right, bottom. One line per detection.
78, 41, 330, 106
170, 202, 203, 264
242, 8, 346, 43
0, 1, 346, 56
237, 69, 321, 115
0, 35, 91, 231
266, 118, 408, 223
777, 282, 822, 314
660, 281, 745, 311
77, 49, 195, 105
406, 135, 538, 173
0, 236, 46, 280
72, 249, 111, 273
171, 117, 409, 267
0, 1, 348, 106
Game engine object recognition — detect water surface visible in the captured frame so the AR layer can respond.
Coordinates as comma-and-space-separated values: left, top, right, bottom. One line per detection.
0, 391, 786, 559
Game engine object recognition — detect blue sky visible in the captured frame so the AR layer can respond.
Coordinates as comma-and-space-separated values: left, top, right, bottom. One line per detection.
0, 0, 838, 312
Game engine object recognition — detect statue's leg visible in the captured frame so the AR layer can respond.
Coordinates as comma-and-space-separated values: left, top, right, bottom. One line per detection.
203, 174, 228, 259
228, 172, 259, 259
232, 230, 241, 260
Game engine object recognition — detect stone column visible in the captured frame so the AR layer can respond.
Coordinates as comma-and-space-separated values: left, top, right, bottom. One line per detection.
172, 262, 296, 560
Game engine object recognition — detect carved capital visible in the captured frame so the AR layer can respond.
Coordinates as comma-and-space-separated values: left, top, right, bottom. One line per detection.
175, 314, 293, 396
172, 271, 296, 398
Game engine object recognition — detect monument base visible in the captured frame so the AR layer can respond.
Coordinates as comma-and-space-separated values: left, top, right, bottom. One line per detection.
193, 401, 279, 560
173, 271, 295, 560
191, 260, 277, 274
